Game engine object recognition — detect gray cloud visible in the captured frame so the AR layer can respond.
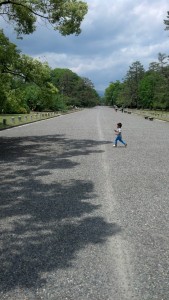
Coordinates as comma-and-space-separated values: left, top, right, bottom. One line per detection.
2, 0, 169, 91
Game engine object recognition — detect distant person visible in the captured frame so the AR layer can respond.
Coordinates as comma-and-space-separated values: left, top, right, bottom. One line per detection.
113, 122, 127, 147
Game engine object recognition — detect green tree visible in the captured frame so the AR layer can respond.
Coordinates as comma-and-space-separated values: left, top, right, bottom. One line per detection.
116, 82, 133, 108
0, 0, 88, 37
0, 74, 10, 112
138, 73, 157, 109
164, 11, 169, 31
104, 84, 113, 106
104, 81, 122, 106
4, 88, 28, 114
51, 68, 99, 108
77, 77, 100, 107
0, 30, 20, 75
124, 61, 145, 108
0, 30, 21, 111
138, 69, 169, 110
149, 62, 160, 73
0, 30, 52, 85
23, 84, 42, 111
18, 55, 52, 85
104, 51, 169, 111
51, 68, 79, 96
0, 30, 60, 112
158, 52, 168, 74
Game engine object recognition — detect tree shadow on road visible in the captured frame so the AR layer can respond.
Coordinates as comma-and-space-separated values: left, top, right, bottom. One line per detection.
0, 135, 120, 293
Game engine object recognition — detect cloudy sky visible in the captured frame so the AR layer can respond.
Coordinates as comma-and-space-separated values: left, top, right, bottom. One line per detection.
2, 0, 169, 92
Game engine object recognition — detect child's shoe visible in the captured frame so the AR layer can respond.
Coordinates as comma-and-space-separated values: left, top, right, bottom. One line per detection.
113, 144, 117, 147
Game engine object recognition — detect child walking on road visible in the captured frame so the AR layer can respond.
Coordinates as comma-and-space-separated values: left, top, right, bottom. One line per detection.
113, 122, 127, 147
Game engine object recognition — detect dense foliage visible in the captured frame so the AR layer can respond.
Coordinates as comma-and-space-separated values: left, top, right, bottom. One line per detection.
104, 12, 169, 110
51, 69, 100, 107
0, 30, 100, 113
0, 0, 88, 37
0, 1, 100, 113
104, 55, 169, 110
164, 11, 169, 31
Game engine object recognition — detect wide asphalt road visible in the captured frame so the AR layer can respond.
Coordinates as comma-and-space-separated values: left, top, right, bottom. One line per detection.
0, 107, 169, 300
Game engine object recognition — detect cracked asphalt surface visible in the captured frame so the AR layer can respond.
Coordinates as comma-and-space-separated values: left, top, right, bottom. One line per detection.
0, 107, 169, 299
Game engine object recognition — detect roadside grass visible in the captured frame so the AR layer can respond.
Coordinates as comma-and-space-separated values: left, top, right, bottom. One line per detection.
131, 109, 169, 122
0, 112, 61, 130
0, 108, 82, 130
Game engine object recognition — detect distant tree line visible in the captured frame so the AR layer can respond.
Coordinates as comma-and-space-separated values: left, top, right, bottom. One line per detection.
0, 30, 100, 113
104, 55, 169, 110
0, 0, 100, 114
104, 12, 169, 110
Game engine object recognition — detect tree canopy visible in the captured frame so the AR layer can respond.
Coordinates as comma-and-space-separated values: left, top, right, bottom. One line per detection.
0, 1, 96, 114
51, 68, 100, 108
0, 33, 100, 114
164, 11, 169, 31
104, 54, 169, 110
0, 0, 88, 37
104, 13, 169, 110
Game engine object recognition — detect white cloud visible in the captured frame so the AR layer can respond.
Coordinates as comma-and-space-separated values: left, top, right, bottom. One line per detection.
2, 0, 169, 91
